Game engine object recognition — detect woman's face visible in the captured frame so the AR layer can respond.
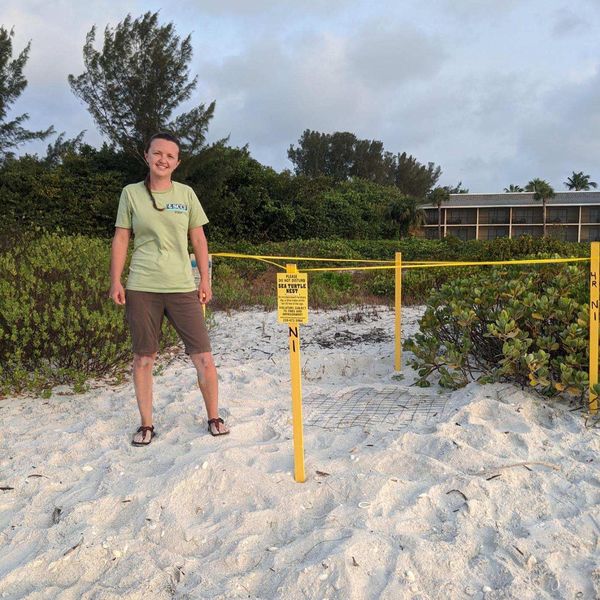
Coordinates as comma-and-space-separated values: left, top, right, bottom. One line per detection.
145, 138, 181, 179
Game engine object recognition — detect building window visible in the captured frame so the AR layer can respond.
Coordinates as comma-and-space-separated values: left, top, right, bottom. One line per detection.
512, 226, 543, 238
581, 207, 600, 224
424, 209, 438, 225
445, 208, 477, 225
547, 225, 578, 241
446, 226, 476, 241
581, 226, 600, 241
479, 226, 509, 240
547, 207, 579, 224
512, 207, 543, 224
479, 208, 510, 225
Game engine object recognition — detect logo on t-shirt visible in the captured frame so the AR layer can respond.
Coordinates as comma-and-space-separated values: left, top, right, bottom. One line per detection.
165, 203, 187, 213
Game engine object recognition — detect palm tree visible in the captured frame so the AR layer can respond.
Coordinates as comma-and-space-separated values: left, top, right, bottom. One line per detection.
564, 171, 598, 191
386, 197, 426, 237
406, 198, 427, 236
428, 186, 450, 239
525, 178, 555, 237
504, 184, 524, 192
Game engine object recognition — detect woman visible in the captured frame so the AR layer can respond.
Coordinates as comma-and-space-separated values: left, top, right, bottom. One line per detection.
108, 132, 229, 445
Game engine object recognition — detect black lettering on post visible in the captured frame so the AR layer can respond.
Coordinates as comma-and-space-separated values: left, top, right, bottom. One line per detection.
592, 301, 599, 310
289, 325, 299, 352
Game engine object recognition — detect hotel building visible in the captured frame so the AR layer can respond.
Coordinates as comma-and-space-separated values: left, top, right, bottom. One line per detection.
420, 191, 600, 242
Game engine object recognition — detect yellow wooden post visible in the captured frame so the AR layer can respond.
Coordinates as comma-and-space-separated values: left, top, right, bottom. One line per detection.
286, 263, 306, 482
394, 252, 402, 371
589, 243, 599, 414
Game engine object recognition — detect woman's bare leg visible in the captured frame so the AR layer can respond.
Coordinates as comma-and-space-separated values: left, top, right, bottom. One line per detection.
189, 352, 228, 433
132, 352, 157, 443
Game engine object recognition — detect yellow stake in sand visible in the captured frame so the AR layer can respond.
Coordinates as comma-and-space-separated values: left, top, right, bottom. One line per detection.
277, 264, 308, 482
395, 252, 402, 372
589, 242, 599, 414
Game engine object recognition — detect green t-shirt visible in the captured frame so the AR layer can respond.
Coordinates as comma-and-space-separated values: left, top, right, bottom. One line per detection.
115, 181, 209, 292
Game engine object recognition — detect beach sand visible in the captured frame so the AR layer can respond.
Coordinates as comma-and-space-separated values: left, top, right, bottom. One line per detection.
1, 306, 599, 599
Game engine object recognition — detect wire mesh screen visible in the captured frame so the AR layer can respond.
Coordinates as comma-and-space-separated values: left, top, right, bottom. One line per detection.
304, 386, 451, 431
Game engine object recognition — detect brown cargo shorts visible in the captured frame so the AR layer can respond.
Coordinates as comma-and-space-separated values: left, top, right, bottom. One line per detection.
125, 290, 211, 355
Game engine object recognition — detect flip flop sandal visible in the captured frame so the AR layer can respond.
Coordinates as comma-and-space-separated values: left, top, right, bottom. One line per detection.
207, 418, 230, 436
132, 425, 155, 446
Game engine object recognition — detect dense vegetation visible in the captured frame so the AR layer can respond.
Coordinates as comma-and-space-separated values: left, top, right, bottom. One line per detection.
0, 232, 178, 396
0, 144, 431, 242
0, 233, 591, 397
405, 259, 597, 401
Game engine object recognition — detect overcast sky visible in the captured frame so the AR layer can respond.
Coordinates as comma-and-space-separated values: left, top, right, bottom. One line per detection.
2, 0, 599, 192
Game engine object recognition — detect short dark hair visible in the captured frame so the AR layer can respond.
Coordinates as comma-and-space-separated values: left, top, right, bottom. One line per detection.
144, 132, 181, 154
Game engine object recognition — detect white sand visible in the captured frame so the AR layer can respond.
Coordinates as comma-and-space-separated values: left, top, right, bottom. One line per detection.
1, 306, 599, 599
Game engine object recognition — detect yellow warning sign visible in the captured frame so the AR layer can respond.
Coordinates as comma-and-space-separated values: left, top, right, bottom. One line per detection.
277, 272, 308, 324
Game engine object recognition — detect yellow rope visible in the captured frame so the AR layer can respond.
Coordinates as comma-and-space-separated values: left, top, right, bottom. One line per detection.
254, 257, 288, 270
401, 256, 589, 269
212, 252, 394, 264
302, 257, 589, 273
211, 251, 589, 272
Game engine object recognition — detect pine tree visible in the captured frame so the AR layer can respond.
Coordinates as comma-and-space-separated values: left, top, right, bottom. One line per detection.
0, 27, 54, 159
68, 12, 215, 163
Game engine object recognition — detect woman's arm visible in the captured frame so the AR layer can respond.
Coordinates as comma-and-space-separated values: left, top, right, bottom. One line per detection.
109, 227, 131, 305
189, 226, 211, 304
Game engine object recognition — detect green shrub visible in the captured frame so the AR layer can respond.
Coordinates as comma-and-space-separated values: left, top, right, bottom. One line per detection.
0, 155, 126, 238
404, 258, 592, 398
211, 236, 589, 306
307, 272, 362, 308
211, 262, 265, 309
1, 231, 592, 396
0, 232, 177, 396
317, 271, 354, 292
367, 272, 395, 297
212, 235, 588, 264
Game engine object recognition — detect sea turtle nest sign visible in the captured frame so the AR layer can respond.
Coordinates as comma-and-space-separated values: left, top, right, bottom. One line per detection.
277, 272, 308, 324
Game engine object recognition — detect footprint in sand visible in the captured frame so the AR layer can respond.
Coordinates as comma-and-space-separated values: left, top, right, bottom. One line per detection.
233, 421, 279, 443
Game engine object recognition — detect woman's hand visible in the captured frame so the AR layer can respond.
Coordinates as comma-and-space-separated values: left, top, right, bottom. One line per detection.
199, 281, 212, 304
109, 282, 126, 305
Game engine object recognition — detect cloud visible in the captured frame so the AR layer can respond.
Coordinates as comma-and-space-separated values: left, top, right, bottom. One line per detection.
2, 1, 138, 84
438, 0, 521, 20
551, 8, 588, 37
201, 21, 449, 170
516, 67, 600, 185
172, 0, 358, 18
347, 21, 446, 88
202, 33, 367, 150
421, 64, 600, 192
